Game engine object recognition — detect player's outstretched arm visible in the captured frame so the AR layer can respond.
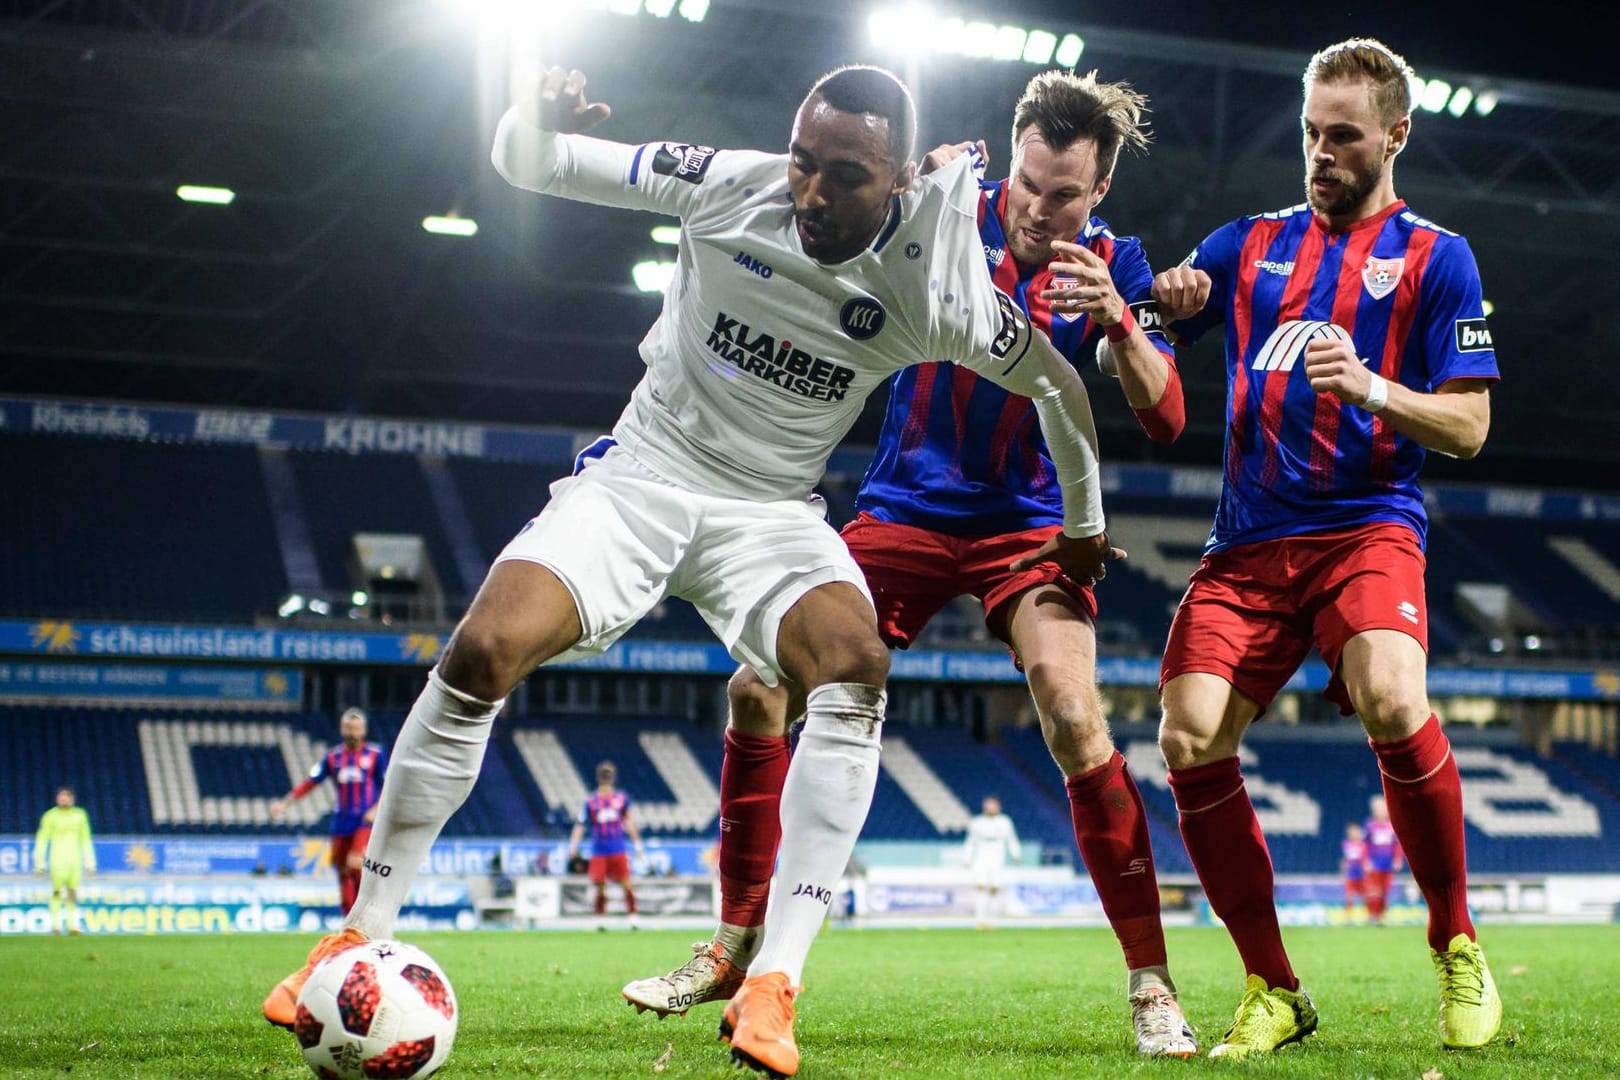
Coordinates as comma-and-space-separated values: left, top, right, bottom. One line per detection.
974, 318, 1126, 581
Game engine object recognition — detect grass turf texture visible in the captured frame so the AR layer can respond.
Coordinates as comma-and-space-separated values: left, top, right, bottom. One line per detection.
0, 924, 1614, 1078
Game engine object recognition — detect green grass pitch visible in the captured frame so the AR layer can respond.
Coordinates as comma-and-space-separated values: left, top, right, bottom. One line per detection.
1, 924, 1615, 1078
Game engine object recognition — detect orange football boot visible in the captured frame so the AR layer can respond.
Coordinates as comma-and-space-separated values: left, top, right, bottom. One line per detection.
261, 927, 368, 1029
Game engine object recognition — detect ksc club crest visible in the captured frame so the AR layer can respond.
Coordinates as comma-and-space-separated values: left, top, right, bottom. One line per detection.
840, 297, 886, 340
1362, 256, 1405, 300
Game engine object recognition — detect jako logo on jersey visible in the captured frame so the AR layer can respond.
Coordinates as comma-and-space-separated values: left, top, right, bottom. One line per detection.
1455, 318, 1493, 352
651, 142, 717, 184
1362, 255, 1405, 300
840, 297, 886, 340
733, 251, 773, 278
1129, 300, 1164, 334
1253, 259, 1296, 276
706, 312, 856, 402
1251, 319, 1353, 372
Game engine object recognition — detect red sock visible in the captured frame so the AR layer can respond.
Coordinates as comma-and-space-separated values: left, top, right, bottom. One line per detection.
1066, 752, 1167, 970
718, 728, 791, 927
623, 886, 638, 916
594, 885, 607, 916
1372, 714, 1474, 951
1168, 757, 1296, 990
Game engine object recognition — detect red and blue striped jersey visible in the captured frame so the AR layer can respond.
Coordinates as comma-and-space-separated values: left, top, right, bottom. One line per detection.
855, 181, 1173, 536
1364, 818, 1402, 872
579, 791, 632, 857
1341, 836, 1368, 881
307, 743, 387, 837
1173, 200, 1498, 553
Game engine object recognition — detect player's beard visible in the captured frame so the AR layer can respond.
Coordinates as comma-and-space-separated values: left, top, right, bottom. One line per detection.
1307, 159, 1382, 217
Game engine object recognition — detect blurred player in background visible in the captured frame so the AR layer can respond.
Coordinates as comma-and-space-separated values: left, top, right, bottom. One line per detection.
271, 707, 387, 916
1363, 794, 1405, 923
35, 786, 95, 935
1340, 822, 1368, 915
568, 760, 645, 927
625, 69, 1196, 1059
262, 62, 1119, 1080
1151, 37, 1502, 1055
962, 796, 1021, 928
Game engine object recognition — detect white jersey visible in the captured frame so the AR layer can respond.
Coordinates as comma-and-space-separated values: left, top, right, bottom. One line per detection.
963, 812, 1022, 873
492, 110, 1105, 536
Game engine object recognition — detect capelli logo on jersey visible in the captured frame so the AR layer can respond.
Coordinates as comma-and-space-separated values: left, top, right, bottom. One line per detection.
706, 312, 856, 402
1250, 319, 1353, 372
1254, 259, 1296, 276
984, 243, 1006, 266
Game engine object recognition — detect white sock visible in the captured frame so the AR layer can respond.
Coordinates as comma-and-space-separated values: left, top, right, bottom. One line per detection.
1128, 965, 1177, 999
714, 920, 764, 965
975, 888, 992, 924
345, 669, 502, 939
749, 682, 884, 985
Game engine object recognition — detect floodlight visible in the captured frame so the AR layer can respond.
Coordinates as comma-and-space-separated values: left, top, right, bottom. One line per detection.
991, 25, 1028, 62
177, 184, 235, 205
644, 0, 677, 14
352, 590, 370, 606
1481, 299, 1494, 317
650, 225, 681, 245
1022, 29, 1057, 65
1053, 33, 1084, 67
307, 598, 332, 616
677, 0, 708, 21
633, 260, 677, 292
278, 594, 306, 618
423, 215, 479, 237
1420, 79, 1452, 113
962, 21, 997, 58
1474, 89, 1499, 117
1447, 85, 1473, 117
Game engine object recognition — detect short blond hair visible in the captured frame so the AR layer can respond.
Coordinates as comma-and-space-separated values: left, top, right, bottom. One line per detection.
1011, 69, 1151, 180
1304, 37, 1415, 128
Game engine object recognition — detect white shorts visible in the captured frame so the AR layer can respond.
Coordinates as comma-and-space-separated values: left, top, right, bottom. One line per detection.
496, 446, 872, 686
970, 863, 1008, 889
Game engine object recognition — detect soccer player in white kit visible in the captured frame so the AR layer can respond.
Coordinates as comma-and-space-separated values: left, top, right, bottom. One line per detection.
962, 796, 1022, 928
262, 64, 1120, 1078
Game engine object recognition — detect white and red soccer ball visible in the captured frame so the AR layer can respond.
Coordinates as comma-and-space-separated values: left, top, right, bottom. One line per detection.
294, 940, 458, 1080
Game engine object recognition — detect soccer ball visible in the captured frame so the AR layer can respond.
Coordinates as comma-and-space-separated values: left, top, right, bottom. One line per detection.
294, 940, 458, 1080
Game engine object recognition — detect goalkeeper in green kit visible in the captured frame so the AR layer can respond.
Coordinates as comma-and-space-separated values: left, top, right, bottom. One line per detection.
35, 786, 96, 935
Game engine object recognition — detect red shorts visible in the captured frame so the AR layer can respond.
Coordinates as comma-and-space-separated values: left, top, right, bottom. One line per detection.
589, 853, 632, 884
1364, 868, 1395, 897
840, 513, 1097, 660
330, 827, 371, 871
1161, 522, 1427, 713
1344, 876, 1365, 902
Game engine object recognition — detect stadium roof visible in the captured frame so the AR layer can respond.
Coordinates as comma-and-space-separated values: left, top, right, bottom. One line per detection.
2, 0, 1617, 484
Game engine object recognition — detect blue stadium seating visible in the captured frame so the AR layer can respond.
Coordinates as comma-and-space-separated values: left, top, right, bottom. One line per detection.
0, 433, 286, 621
288, 451, 463, 598
10, 704, 1613, 876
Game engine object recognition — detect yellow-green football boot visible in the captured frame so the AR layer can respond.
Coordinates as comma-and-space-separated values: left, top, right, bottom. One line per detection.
1433, 933, 1502, 1050
1207, 974, 1319, 1059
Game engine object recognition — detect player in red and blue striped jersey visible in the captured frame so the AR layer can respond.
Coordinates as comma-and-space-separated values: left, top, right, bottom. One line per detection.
569, 760, 645, 926
1362, 795, 1404, 923
625, 70, 1198, 1059
272, 707, 388, 916
1340, 822, 1369, 914
1151, 38, 1501, 1056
